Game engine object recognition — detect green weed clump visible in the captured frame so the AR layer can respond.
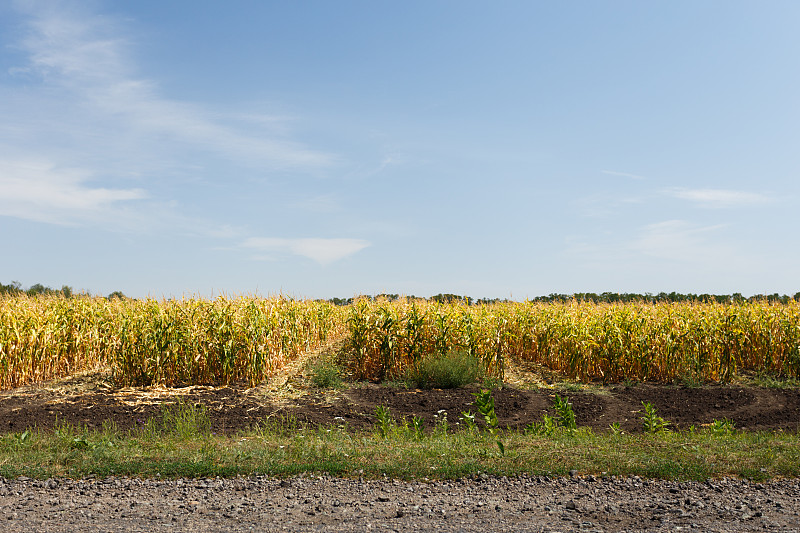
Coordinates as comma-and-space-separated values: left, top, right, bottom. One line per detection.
307, 358, 343, 388
526, 394, 578, 437
474, 389, 504, 455
402, 349, 481, 389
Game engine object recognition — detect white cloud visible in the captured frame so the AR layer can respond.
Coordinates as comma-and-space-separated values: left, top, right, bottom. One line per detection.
664, 188, 772, 208
0, 157, 146, 225
242, 237, 370, 265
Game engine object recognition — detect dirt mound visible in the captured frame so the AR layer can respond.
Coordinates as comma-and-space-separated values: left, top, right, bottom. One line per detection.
1, 372, 798, 435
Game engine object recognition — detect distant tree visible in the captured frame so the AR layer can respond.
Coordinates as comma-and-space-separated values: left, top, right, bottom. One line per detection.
26, 283, 47, 296
107, 291, 126, 300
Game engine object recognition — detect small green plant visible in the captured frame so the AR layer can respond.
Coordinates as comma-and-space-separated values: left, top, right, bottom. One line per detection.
474, 389, 504, 455
553, 394, 577, 431
609, 422, 624, 435
708, 418, 736, 436
433, 409, 450, 435
460, 410, 478, 433
375, 405, 394, 438
71, 435, 90, 450
526, 395, 578, 436
481, 375, 504, 390
403, 349, 481, 389
17, 430, 32, 447
308, 358, 343, 388
622, 377, 638, 388
411, 415, 425, 441
750, 373, 800, 389
640, 402, 670, 433
679, 374, 703, 388
525, 414, 557, 437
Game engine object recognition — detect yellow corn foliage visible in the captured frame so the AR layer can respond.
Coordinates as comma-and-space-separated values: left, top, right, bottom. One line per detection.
344, 299, 800, 383
2, 295, 799, 389
0, 295, 346, 388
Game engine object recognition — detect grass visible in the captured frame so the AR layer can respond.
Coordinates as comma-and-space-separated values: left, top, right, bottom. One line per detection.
0, 410, 797, 482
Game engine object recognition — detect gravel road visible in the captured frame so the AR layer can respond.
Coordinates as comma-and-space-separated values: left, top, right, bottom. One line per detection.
1, 474, 798, 532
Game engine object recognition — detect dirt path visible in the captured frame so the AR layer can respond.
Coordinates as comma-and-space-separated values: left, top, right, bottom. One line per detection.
1, 473, 798, 532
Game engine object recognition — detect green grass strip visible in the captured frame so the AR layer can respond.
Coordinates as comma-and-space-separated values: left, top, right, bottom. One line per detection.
0, 422, 797, 482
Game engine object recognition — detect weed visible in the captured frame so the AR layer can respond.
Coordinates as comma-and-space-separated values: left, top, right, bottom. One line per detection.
526, 414, 558, 437
553, 394, 577, 431
159, 400, 212, 439
526, 395, 578, 436
641, 402, 670, 433
622, 377, 639, 388
481, 376, 504, 390
749, 373, 800, 389
474, 389, 504, 455
375, 405, 394, 439
308, 359, 343, 388
609, 422, 624, 435
411, 415, 425, 441
707, 418, 736, 436
460, 410, 478, 433
433, 410, 450, 435
17, 430, 32, 447
403, 349, 481, 389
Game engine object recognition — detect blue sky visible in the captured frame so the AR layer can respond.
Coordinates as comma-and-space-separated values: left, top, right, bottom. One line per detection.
1, 1, 798, 299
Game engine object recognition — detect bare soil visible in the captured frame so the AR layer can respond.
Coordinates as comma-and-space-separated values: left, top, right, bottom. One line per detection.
1, 372, 798, 435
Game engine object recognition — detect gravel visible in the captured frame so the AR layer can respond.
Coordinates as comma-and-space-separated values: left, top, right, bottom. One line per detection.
1, 474, 798, 532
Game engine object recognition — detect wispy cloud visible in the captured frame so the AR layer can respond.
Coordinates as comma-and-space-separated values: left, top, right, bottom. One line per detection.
0, 157, 146, 225
241, 237, 370, 265
0, 2, 334, 232
9, 3, 332, 170
601, 170, 646, 180
664, 188, 772, 209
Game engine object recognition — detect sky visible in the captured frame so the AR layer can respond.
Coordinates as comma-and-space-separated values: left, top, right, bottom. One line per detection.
1, 0, 798, 299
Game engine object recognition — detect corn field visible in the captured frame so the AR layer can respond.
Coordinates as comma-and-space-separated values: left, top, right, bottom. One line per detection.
0, 295, 345, 388
1, 295, 799, 389
343, 299, 800, 383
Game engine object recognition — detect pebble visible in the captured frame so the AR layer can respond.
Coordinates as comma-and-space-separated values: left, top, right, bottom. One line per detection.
0, 475, 796, 532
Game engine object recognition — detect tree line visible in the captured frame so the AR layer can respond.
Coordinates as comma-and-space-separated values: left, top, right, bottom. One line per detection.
0, 281, 125, 300
327, 291, 800, 306
3, 282, 798, 305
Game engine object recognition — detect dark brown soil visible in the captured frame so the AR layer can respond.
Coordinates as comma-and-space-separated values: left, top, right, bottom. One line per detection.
2, 375, 798, 435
